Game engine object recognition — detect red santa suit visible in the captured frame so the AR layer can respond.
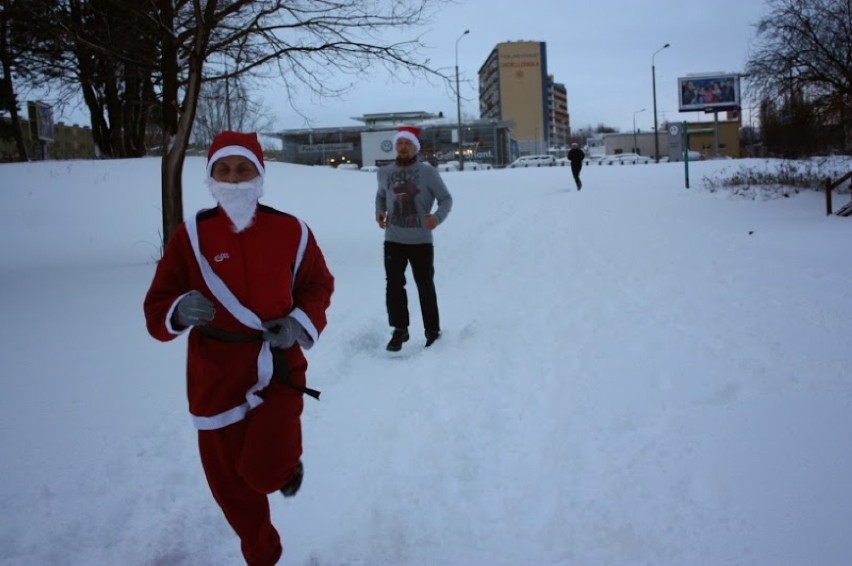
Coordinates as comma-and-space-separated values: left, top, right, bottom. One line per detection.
143, 131, 334, 566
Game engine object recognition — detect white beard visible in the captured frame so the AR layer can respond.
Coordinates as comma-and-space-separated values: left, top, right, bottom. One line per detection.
206, 176, 264, 232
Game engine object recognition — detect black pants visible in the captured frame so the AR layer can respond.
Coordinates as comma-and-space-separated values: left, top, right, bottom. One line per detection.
571, 163, 582, 186
384, 241, 440, 333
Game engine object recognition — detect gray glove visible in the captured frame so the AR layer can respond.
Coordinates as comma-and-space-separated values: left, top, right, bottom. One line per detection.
262, 316, 304, 349
174, 291, 215, 328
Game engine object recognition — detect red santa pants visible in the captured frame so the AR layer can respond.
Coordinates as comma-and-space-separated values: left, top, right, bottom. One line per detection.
197, 382, 304, 566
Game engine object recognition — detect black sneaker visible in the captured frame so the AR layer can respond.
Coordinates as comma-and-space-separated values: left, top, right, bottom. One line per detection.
386, 328, 409, 352
279, 460, 303, 498
425, 330, 441, 347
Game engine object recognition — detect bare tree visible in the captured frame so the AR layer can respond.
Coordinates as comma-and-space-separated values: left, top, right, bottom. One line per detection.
745, 0, 852, 152
160, 0, 449, 244
11, 0, 160, 158
192, 71, 275, 148
10, 1, 449, 243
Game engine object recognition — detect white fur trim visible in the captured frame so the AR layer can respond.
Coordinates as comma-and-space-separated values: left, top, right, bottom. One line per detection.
207, 145, 265, 178
186, 215, 273, 430
290, 308, 317, 348
192, 403, 250, 430
165, 295, 187, 335
182, 214, 317, 430
393, 131, 421, 152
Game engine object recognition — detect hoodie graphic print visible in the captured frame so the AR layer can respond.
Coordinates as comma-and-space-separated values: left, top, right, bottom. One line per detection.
375, 160, 453, 245
389, 168, 423, 228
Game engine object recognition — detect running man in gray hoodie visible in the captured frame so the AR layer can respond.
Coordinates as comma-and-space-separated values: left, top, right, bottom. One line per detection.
375, 125, 453, 351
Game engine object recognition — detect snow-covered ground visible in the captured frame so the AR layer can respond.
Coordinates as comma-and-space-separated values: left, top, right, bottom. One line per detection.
1, 156, 850, 565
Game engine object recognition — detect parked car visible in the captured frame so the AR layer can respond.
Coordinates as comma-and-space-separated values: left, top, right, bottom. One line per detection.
464, 161, 493, 171
437, 161, 460, 172
336, 163, 360, 171
667, 150, 704, 162
507, 154, 557, 168
599, 153, 652, 165
557, 155, 601, 166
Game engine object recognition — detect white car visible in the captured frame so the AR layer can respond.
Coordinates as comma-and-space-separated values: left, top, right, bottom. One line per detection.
507, 154, 557, 168
557, 155, 600, 166
667, 150, 704, 162
437, 161, 460, 172
464, 161, 493, 171
336, 163, 360, 171
599, 153, 652, 165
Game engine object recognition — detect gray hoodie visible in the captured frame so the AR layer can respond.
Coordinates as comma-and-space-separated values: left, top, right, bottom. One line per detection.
375, 159, 453, 244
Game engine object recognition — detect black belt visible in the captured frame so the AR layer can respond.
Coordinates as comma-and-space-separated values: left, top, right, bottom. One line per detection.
195, 325, 321, 400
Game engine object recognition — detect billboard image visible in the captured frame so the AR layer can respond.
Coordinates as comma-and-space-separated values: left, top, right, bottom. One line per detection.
27, 101, 55, 142
678, 74, 740, 112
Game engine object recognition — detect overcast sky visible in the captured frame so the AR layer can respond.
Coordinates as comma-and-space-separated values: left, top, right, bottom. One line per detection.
263, 0, 769, 134
46, 0, 769, 136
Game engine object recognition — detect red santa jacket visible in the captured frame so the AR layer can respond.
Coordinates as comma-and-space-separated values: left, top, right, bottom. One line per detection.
144, 205, 334, 429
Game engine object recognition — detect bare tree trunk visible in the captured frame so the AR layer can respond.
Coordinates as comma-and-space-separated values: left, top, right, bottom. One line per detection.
0, 0, 27, 161
159, 0, 181, 246
161, 144, 185, 247
159, 0, 211, 246
845, 98, 852, 153
0, 62, 27, 161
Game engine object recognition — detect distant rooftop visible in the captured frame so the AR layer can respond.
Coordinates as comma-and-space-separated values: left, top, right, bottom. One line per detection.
353, 111, 444, 126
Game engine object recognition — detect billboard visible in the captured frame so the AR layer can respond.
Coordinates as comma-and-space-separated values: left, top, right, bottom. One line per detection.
360, 130, 396, 167
678, 74, 740, 112
27, 101, 55, 142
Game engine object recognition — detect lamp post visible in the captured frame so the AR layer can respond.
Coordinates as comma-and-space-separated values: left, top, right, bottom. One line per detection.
224, 59, 232, 130
455, 29, 470, 170
633, 108, 646, 154
652, 43, 670, 163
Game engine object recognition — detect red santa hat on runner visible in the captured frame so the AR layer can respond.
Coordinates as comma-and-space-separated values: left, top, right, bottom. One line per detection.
392, 124, 421, 153
206, 131, 266, 178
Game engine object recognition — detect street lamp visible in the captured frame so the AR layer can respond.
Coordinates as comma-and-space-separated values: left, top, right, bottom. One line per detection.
652, 43, 670, 163
633, 108, 646, 154
455, 29, 470, 171
224, 58, 232, 130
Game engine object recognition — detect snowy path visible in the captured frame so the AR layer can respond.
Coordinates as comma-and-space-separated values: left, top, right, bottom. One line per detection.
1, 158, 850, 565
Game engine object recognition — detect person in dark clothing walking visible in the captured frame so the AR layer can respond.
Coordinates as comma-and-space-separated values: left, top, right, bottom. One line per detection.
567, 142, 585, 190
375, 125, 453, 352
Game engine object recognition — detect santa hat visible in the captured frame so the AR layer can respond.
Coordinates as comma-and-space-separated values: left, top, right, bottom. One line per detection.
206, 131, 265, 178
392, 125, 421, 152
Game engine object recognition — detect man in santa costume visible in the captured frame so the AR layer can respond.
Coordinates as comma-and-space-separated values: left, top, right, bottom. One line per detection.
144, 131, 334, 565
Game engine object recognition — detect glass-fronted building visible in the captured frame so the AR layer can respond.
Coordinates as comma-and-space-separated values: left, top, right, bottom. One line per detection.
265, 111, 515, 168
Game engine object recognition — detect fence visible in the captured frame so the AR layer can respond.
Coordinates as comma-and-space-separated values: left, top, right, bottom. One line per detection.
824, 171, 852, 216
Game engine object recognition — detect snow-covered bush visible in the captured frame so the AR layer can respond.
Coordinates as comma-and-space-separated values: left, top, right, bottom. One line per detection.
701, 157, 852, 199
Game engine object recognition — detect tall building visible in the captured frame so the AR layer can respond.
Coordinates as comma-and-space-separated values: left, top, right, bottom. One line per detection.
479, 41, 549, 155
548, 76, 569, 148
